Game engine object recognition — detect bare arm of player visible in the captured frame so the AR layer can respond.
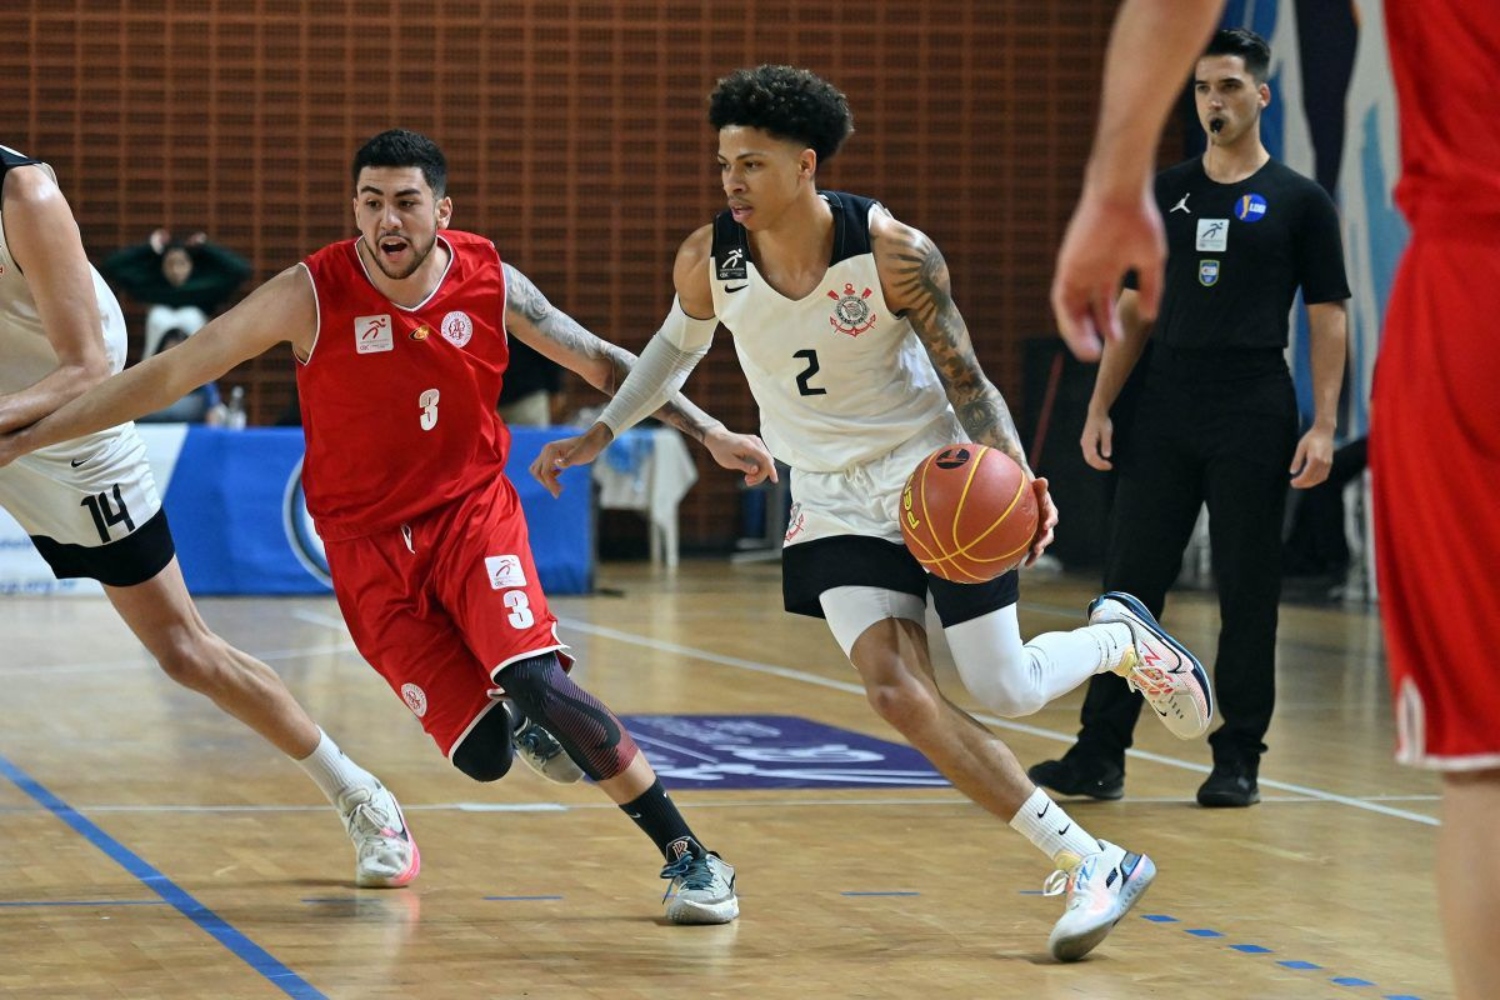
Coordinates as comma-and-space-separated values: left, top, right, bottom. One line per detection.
874, 213, 1057, 564
1289, 299, 1347, 489
0, 267, 313, 465
0, 166, 115, 435
503, 259, 775, 496
1080, 287, 1153, 472
1051, 0, 1225, 360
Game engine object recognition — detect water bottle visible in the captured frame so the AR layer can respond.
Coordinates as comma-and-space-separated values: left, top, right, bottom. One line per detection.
225, 385, 247, 430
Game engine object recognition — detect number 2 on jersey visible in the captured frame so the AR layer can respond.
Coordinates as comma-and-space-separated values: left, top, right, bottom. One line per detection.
793, 349, 827, 397
419, 388, 440, 430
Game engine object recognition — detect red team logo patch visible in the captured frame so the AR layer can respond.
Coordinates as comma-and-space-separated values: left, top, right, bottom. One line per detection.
442, 310, 473, 348
401, 682, 428, 717
827, 283, 877, 336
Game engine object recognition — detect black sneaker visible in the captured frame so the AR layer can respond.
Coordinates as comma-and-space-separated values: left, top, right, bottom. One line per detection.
1196, 758, 1260, 807
1027, 754, 1125, 801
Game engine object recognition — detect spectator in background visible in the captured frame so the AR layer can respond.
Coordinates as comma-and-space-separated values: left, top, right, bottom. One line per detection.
136, 328, 225, 424
498, 337, 564, 426
101, 228, 252, 357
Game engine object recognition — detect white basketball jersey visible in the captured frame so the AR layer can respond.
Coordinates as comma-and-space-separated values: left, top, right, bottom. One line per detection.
0, 146, 131, 451
708, 191, 953, 473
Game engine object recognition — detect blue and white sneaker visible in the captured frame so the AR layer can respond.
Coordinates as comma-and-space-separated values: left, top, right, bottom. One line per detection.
1090, 591, 1213, 739
1044, 840, 1156, 961
505, 703, 585, 784
660, 851, 739, 925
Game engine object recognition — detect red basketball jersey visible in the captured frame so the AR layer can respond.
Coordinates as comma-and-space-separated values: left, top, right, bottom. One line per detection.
297, 232, 512, 540
1386, 1, 1500, 234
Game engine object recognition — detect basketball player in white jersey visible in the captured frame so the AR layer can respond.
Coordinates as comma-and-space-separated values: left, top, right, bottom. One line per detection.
0, 144, 570, 889
531, 66, 1215, 960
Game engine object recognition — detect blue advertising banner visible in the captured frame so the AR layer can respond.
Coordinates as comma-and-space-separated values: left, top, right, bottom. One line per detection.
621, 715, 948, 790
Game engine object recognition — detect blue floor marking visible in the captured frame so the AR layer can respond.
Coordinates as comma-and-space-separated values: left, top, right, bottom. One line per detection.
1137, 912, 1424, 999
0, 752, 326, 1000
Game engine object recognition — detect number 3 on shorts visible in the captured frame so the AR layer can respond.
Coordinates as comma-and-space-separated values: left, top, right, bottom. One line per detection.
504, 590, 534, 629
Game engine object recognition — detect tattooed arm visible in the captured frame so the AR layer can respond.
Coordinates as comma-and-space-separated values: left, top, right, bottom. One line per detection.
873, 213, 1031, 475
875, 213, 1057, 563
503, 261, 776, 495
502, 262, 718, 445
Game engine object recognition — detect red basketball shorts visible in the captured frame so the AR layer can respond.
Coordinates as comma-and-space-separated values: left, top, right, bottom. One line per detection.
1372, 231, 1500, 770
324, 474, 570, 758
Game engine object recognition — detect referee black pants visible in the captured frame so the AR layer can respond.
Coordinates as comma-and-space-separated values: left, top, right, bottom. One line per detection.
1072, 349, 1300, 768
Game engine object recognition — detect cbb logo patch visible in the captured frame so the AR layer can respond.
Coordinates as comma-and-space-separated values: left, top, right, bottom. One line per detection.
1235, 193, 1268, 222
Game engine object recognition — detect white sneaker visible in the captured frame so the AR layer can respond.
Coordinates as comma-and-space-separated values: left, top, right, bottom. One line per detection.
1091, 591, 1214, 739
1044, 840, 1156, 961
506, 703, 585, 784
661, 851, 739, 925
337, 782, 420, 889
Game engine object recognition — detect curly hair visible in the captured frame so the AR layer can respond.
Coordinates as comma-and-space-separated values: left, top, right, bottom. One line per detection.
351, 128, 448, 198
708, 65, 854, 164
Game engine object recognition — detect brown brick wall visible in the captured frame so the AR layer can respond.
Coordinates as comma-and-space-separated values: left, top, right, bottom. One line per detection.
6, 0, 1131, 549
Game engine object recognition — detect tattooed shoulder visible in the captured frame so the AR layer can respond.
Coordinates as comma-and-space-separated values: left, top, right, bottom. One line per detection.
503, 263, 554, 326
877, 221, 955, 335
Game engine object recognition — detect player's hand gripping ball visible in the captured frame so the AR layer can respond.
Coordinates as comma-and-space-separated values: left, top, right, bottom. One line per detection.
900, 444, 1039, 582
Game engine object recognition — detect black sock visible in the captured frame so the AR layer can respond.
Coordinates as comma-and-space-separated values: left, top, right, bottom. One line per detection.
620, 778, 702, 861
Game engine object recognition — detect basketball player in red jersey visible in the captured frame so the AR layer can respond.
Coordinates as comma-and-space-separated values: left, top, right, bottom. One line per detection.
0, 129, 775, 924
1052, 3, 1500, 996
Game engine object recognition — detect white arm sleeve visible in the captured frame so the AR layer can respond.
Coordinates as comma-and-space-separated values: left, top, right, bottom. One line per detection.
596, 297, 716, 435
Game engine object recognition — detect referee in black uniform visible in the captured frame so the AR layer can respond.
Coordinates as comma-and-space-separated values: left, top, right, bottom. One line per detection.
1030, 27, 1349, 807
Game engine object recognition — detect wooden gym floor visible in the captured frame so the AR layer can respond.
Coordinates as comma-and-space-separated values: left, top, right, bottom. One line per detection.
2, 561, 1445, 999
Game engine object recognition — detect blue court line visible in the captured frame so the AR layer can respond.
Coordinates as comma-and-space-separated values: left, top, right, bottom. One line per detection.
484, 895, 564, 901
1139, 912, 1424, 998
0, 752, 326, 1000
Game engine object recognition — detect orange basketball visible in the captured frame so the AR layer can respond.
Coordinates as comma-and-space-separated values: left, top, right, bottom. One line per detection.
900, 444, 1038, 582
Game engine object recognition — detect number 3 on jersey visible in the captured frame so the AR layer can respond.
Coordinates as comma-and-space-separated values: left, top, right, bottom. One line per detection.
419, 388, 440, 430
793, 349, 827, 397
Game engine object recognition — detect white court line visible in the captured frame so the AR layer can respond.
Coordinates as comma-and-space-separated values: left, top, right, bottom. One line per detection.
103, 603, 1431, 827
2, 792, 1437, 816
558, 617, 1441, 828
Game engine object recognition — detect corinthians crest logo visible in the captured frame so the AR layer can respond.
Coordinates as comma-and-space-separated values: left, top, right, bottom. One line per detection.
827, 283, 877, 337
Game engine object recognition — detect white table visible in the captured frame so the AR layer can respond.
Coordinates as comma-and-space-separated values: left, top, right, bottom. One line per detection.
592, 427, 698, 567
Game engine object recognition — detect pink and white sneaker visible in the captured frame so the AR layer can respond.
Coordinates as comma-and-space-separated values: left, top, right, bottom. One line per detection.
337, 782, 420, 888
1044, 840, 1156, 961
1091, 591, 1214, 739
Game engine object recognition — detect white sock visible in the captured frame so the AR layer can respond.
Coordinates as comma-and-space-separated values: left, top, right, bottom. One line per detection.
1009, 787, 1102, 870
294, 729, 378, 803
1086, 622, 1135, 674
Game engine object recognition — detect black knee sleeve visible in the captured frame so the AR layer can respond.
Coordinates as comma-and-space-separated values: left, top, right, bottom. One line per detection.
450, 703, 515, 782
496, 652, 639, 781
